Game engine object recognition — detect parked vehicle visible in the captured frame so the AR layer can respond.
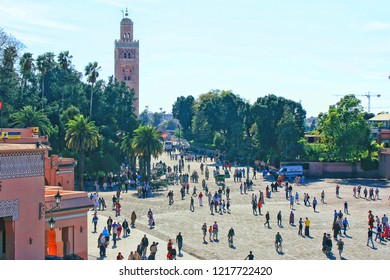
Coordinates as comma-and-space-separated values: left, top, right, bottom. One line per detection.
277, 165, 303, 179
164, 141, 173, 151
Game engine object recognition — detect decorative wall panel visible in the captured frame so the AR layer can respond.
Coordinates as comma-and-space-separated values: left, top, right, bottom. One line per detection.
0, 200, 19, 221
0, 152, 44, 179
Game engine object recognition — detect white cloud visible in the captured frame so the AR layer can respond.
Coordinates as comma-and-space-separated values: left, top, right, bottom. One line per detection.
0, 1, 83, 32
362, 21, 390, 32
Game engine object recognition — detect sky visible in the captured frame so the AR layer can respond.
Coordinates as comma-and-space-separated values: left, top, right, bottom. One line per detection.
1, 0, 390, 117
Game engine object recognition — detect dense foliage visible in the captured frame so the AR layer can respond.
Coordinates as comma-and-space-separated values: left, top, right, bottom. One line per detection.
0, 28, 139, 185
0, 28, 381, 182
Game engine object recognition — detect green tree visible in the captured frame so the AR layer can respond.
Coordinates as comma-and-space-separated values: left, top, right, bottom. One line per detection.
65, 114, 100, 190
19, 52, 35, 99
0, 45, 19, 115
9, 105, 51, 136
317, 94, 371, 161
36, 52, 56, 111
252, 94, 306, 166
84, 61, 101, 118
57, 51, 73, 70
132, 125, 163, 182
120, 132, 137, 172
277, 111, 305, 161
172, 95, 195, 138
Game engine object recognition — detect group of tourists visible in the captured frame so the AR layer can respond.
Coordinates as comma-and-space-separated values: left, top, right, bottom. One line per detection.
90, 148, 389, 261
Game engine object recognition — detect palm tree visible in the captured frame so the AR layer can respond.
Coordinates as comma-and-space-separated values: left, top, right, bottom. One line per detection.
84, 62, 101, 118
9, 105, 51, 136
120, 132, 137, 172
65, 114, 100, 190
131, 125, 163, 182
19, 52, 35, 97
57, 51, 73, 70
36, 52, 56, 111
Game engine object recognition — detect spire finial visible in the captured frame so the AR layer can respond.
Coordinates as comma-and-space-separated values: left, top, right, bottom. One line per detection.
125, 7, 128, 17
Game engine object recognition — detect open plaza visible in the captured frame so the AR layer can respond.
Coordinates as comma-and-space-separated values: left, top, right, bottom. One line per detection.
87, 152, 390, 260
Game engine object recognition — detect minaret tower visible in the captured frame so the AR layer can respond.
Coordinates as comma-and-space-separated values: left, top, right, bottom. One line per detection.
114, 8, 140, 115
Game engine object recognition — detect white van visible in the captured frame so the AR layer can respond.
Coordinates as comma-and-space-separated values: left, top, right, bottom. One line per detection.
164, 141, 173, 151
277, 165, 303, 179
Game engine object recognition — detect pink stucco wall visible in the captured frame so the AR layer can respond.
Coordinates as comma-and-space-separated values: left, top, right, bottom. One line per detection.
2, 168, 46, 259
281, 161, 379, 178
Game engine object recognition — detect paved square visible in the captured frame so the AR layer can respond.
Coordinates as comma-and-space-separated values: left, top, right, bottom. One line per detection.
88, 152, 390, 260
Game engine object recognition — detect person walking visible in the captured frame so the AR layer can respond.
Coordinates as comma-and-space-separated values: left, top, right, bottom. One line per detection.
375, 223, 383, 243
337, 238, 344, 259
141, 234, 149, 256
342, 217, 349, 235
116, 252, 124, 260
298, 218, 303, 236
213, 221, 219, 241
252, 200, 257, 215
295, 192, 299, 204
313, 197, 318, 212
277, 211, 282, 227
149, 241, 159, 260
252, 168, 257, 180
107, 216, 113, 235
112, 221, 118, 247
176, 232, 183, 257
343, 201, 349, 215
131, 211, 137, 228
289, 195, 294, 210
367, 227, 375, 249
198, 192, 203, 206
92, 213, 99, 233
228, 227, 235, 247
245, 251, 254, 260
289, 211, 295, 226
304, 217, 310, 236
257, 199, 262, 215
122, 219, 130, 237
190, 196, 195, 212
201, 223, 207, 243
332, 221, 340, 240
321, 190, 325, 203
264, 211, 271, 228
148, 209, 154, 229
208, 225, 213, 242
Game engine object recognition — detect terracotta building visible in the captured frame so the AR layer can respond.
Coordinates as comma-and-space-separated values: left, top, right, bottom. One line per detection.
0, 128, 91, 260
114, 8, 140, 115
369, 113, 390, 148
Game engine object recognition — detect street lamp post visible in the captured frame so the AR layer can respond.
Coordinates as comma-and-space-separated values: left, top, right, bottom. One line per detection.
39, 190, 62, 230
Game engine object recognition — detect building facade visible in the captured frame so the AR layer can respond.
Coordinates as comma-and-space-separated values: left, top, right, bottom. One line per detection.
114, 9, 140, 115
0, 128, 91, 260
369, 113, 390, 148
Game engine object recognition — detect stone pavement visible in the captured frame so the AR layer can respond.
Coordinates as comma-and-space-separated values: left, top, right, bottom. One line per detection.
88, 152, 390, 260
87, 210, 198, 260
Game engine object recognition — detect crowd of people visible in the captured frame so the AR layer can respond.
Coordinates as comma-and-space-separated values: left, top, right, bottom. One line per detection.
89, 150, 389, 261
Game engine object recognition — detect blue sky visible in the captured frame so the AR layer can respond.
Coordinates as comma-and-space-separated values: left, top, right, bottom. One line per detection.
2, 0, 390, 117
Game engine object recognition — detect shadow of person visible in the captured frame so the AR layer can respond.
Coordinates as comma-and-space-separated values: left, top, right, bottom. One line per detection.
327, 252, 336, 260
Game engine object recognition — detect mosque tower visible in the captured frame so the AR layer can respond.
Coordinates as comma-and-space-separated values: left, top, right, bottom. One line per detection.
114, 8, 140, 115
